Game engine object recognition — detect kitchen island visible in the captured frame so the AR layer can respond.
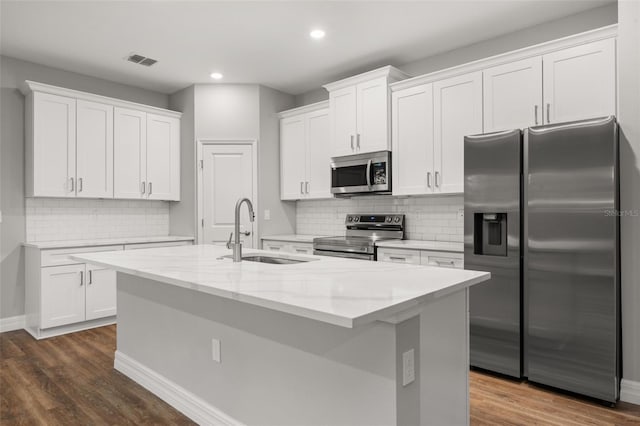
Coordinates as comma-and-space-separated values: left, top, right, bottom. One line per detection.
73, 244, 489, 426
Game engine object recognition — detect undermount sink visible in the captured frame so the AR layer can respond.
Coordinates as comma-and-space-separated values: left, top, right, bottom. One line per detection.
220, 254, 317, 264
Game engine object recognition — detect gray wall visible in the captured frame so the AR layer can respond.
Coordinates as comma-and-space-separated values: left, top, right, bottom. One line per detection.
169, 85, 196, 237
258, 86, 296, 237
618, 0, 640, 385
0, 55, 169, 319
293, 3, 617, 107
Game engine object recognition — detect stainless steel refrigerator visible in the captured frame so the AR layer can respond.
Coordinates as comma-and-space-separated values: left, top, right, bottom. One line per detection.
464, 116, 620, 403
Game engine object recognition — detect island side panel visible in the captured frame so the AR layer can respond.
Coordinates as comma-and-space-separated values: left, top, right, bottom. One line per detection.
115, 272, 401, 426
419, 288, 470, 426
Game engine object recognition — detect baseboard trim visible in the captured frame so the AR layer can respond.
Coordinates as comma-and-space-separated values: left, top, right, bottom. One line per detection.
0, 315, 25, 333
621, 379, 640, 405
114, 351, 243, 426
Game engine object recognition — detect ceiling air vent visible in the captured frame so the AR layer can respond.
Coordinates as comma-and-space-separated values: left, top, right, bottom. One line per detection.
126, 53, 158, 67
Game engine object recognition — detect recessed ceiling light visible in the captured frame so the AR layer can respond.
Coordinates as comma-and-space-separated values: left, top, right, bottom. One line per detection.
210, 72, 223, 80
310, 29, 325, 40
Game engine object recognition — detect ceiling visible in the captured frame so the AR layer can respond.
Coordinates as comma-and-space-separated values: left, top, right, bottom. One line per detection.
0, 0, 614, 95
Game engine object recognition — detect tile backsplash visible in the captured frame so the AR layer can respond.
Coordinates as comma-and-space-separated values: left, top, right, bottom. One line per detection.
26, 198, 170, 242
296, 194, 464, 242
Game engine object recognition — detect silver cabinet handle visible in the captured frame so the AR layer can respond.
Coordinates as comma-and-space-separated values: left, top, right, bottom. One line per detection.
78, 177, 83, 192
70, 177, 74, 192
306, 181, 310, 194
546, 103, 551, 123
427, 172, 432, 188
389, 256, 407, 262
88, 270, 93, 284
534, 105, 539, 125
141, 181, 146, 194
80, 271, 84, 286
435, 171, 440, 187
366, 159, 372, 187
300, 181, 304, 194
435, 259, 455, 265
350, 135, 354, 151
356, 134, 360, 150
148, 182, 153, 196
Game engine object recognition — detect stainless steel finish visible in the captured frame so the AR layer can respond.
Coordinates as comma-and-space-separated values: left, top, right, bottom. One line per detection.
141, 181, 146, 194
149, 182, 153, 195
300, 181, 304, 194
306, 181, 310, 194
546, 103, 551, 123
435, 171, 440, 187
230, 198, 255, 262
525, 116, 619, 402
331, 150, 391, 196
534, 105, 539, 125
313, 250, 373, 261
70, 177, 74, 192
350, 135, 354, 151
222, 254, 316, 264
88, 270, 92, 285
435, 259, 455, 266
241, 231, 251, 236
427, 172, 432, 188
80, 271, 84, 286
226, 232, 233, 249
465, 129, 522, 378
78, 177, 83, 192
356, 134, 361, 150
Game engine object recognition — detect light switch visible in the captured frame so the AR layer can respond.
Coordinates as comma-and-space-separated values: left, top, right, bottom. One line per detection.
402, 348, 415, 386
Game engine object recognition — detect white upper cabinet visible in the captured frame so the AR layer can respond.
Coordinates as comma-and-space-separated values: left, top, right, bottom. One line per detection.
146, 113, 180, 201
392, 83, 435, 196
433, 71, 483, 194
483, 57, 543, 132
76, 100, 114, 198
22, 81, 181, 201
325, 66, 410, 157
28, 92, 76, 197
279, 102, 331, 201
542, 38, 616, 124
114, 107, 147, 199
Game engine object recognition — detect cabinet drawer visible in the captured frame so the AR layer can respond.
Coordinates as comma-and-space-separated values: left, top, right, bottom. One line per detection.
420, 251, 464, 269
289, 243, 314, 255
377, 248, 421, 265
263, 241, 288, 252
41, 245, 123, 267
124, 241, 193, 250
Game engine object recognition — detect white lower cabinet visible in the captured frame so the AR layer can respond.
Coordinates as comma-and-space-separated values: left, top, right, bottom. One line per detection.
85, 264, 117, 321
41, 264, 86, 329
377, 247, 463, 269
262, 240, 314, 255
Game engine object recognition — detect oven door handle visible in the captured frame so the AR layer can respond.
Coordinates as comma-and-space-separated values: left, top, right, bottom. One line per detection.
366, 159, 372, 187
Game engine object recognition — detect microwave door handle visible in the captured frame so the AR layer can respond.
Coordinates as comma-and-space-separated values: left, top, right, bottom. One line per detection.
366, 159, 372, 187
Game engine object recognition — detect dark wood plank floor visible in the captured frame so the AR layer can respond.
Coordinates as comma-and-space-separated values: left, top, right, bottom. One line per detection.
1, 325, 639, 425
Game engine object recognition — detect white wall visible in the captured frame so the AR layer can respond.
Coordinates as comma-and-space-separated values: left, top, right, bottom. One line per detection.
618, 0, 640, 387
0, 55, 169, 319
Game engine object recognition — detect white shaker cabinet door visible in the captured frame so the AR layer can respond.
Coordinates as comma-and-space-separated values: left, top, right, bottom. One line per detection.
356, 76, 390, 153
542, 38, 616, 124
146, 113, 180, 201
41, 264, 86, 329
392, 83, 434, 196
85, 264, 117, 321
305, 108, 332, 199
329, 85, 357, 157
280, 116, 307, 200
76, 100, 114, 198
114, 107, 147, 199
31, 92, 76, 197
483, 57, 543, 132
434, 71, 483, 194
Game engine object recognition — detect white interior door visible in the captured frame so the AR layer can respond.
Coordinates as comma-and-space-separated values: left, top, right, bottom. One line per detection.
76, 100, 113, 198
114, 107, 146, 199
202, 144, 255, 247
483, 57, 543, 132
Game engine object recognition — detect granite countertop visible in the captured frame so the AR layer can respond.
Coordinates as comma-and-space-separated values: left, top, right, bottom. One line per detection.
376, 240, 464, 253
72, 244, 489, 329
261, 234, 329, 243
23, 235, 195, 249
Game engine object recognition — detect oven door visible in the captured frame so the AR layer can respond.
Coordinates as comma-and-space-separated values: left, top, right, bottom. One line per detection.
313, 250, 374, 261
331, 151, 391, 195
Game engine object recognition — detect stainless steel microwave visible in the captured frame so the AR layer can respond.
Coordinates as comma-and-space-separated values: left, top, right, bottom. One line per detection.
330, 151, 391, 196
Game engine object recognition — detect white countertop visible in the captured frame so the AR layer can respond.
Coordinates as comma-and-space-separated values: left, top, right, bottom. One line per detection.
376, 240, 464, 253
72, 244, 489, 328
261, 234, 327, 243
23, 235, 195, 249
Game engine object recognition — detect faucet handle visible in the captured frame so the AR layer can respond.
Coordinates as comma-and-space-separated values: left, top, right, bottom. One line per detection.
226, 232, 233, 249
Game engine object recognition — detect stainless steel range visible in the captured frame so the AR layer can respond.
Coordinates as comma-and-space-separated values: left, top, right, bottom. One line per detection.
313, 214, 405, 261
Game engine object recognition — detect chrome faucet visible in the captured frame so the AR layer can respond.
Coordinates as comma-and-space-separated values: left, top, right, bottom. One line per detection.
226, 198, 255, 262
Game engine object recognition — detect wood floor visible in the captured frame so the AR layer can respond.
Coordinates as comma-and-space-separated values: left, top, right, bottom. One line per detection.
1, 325, 639, 425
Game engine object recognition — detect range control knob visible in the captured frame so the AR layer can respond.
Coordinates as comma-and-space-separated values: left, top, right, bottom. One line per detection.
354, 217, 360, 222
394, 216, 401, 223
348, 216, 353, 222
385, 216, 392, 223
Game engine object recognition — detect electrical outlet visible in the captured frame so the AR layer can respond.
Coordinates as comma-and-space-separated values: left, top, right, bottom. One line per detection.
264, 209, 271, 221
402, 348, 415, 386
212, 338, 221, 363
457, 209, 464, 219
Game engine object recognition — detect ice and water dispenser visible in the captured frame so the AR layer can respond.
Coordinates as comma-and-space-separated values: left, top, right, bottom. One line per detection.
473, 213, 508, 257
